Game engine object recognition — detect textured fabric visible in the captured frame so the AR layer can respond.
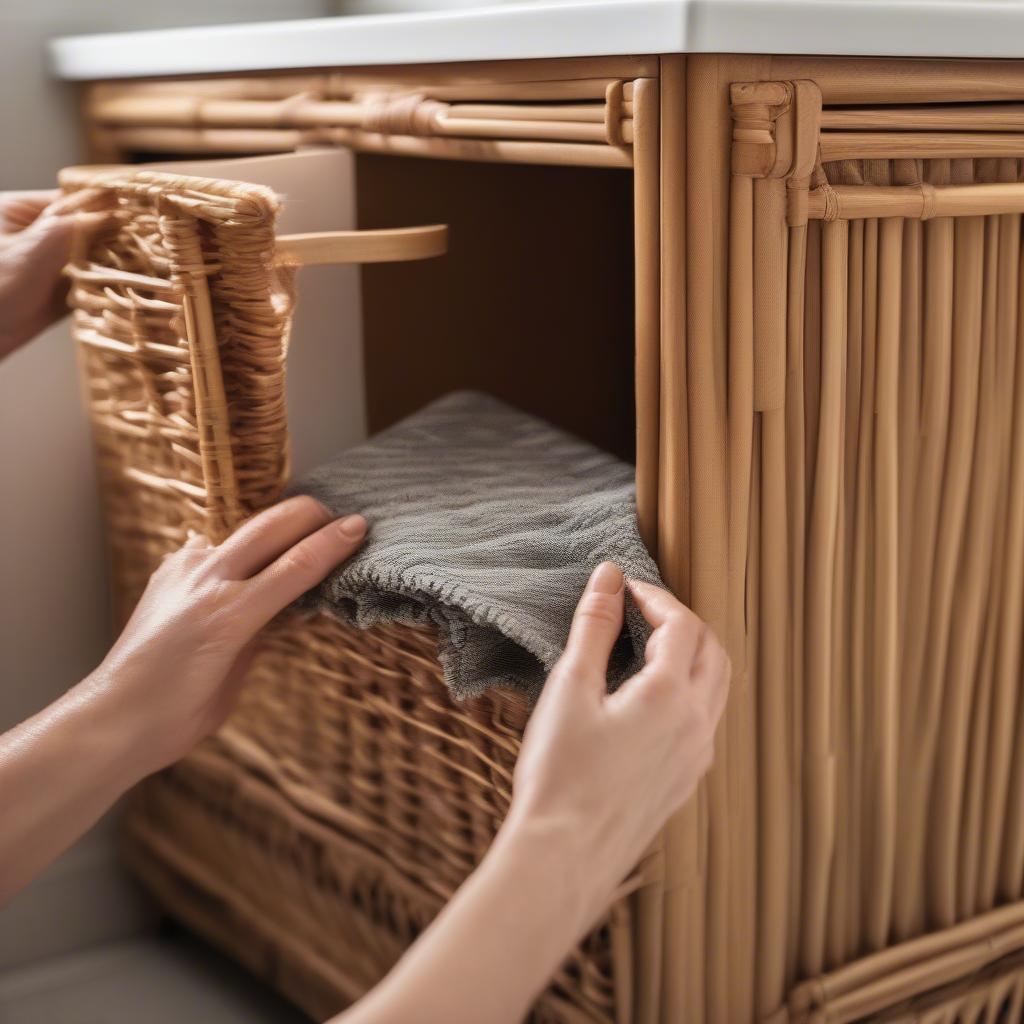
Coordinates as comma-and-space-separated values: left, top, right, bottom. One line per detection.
294, 391, 664, 700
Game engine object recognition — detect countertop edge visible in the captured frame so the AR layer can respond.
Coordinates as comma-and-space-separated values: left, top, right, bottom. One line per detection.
50, 0, 1024, 82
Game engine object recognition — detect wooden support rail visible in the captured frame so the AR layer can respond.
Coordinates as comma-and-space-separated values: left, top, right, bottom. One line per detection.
820, 130, 1024, 162
275, 225, 447, 266
88, 90, 634, 147
821, 103, 1024, 132
807, 182, 1024, 221
788, 900, 1024, 1023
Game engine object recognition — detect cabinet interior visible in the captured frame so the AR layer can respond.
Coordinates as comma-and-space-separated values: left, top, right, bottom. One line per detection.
355, 154, 637, 462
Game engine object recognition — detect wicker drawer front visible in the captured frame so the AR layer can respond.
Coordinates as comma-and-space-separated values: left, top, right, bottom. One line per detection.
124, 613, 631, 1024
66, 163, 638, 1022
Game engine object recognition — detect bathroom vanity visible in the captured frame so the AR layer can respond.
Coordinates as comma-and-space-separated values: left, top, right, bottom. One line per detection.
52, 4, 1024, 1021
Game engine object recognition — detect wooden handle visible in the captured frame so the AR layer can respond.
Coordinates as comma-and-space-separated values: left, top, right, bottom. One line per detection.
274, 224, 447, 266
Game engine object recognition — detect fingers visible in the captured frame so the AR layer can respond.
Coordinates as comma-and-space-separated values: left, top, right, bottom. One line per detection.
628, 579, 707, 674
612, 582, 729, 728
0, 191, 59, 232
245, 511, 367, 626
545, 562, 625, 703
214, 495, 335, 579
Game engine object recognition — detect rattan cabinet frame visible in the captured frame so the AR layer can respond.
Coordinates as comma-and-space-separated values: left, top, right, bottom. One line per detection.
73, 53, 1024, 1024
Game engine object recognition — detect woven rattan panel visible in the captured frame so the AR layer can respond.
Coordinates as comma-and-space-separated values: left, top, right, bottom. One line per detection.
61, 166, 292, 620
65, 164, 631, 1022
738, 145, 1024, 1021
124, 614, 625, 1024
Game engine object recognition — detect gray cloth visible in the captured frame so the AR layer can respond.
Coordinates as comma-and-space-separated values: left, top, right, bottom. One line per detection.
294, 391, 664, 701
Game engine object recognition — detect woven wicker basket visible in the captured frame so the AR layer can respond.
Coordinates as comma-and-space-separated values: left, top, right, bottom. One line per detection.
62, 164, 636, 1022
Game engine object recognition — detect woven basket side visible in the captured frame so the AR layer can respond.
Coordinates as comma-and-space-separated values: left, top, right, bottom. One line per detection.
119, 594, 629, 1021
63, 166, 291, 617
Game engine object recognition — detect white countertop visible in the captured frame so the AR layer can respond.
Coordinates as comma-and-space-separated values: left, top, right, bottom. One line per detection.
51, 0, 1024, 81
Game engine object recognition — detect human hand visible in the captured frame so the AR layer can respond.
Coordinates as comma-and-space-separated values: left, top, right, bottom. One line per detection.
79, 496, 367, 780
0, 189, 111, 359
504, 562, 730, 929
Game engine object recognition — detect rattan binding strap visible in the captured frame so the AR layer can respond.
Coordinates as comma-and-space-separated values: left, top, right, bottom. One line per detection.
61, 164, 638, 1023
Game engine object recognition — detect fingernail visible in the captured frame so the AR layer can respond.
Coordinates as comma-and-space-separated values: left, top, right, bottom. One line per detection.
589, 561, 623, 594
337, 513, 366, 538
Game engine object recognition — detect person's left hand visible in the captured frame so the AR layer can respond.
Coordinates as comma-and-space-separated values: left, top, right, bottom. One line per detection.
0, 190, 111, 360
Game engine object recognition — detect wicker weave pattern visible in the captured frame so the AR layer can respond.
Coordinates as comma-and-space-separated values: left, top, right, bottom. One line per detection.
64, 164, 630, 1022
127, 613, 625, 1024
61, 167, 292, 620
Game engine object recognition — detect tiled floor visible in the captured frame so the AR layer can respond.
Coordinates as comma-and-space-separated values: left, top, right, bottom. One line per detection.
0, 930, 308, 1024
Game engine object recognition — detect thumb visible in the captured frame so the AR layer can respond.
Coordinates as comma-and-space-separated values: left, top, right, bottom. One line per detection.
12, 212, 77, 282
548, 561, 625, 698
15, 208, 113, 274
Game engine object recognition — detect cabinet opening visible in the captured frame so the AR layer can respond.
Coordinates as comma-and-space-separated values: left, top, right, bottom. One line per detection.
355, 155, 637, 462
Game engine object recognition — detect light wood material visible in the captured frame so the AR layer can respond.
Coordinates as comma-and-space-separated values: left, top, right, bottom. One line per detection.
631, 77, 664, 1024
822, 103, 1024, 131
808, 181, 1024, 220
633, 77, 660, 556
86, 70, 637, 169
275, 225, 447, 266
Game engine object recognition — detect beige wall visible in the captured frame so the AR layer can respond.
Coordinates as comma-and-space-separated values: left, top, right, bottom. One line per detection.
0, 0, 333, 973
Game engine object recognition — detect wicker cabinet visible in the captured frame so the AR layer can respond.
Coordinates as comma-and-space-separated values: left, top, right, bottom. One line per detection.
70, 54, 1024, 1023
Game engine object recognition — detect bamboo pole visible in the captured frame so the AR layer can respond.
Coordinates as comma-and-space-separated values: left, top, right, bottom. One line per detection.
630, 75, 664, 1024
766, 56, 1024, 105
980, 208, 1024, 909
444, 103, 608, 123
726, 168, 757, 1024
753, 175, 791, 1010
633, 77, 660, 558
839, 215, 866, 965
935, 211, 1002, 926
822, 129, 1024, 162
808, 181, 1024, 222
321, 128, 633, 168
850, 214, 879, 957
801, 217, 847, 978
787, 216, 821, 992
657, 55, 690, 613
103, 123, 633, 168
812, 921, 1024, 1023
966, 176, 1019, 916
90, 91, 631, 145
789, 899, 1024, 1018
896, 216, 922, 734
917, 167, 985, 932
893, 162, 954, 943
728, 155, 759, 1015
822, 103, 1024, 132
864, 215, 901, 952
997, 243, 1024, 903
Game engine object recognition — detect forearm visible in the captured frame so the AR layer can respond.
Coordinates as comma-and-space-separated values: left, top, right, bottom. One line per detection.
334, 815, 603, 1024
0, 671, 146, 904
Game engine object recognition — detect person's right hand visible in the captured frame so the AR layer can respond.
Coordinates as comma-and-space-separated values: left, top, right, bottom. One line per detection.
505, 562, 730, 929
